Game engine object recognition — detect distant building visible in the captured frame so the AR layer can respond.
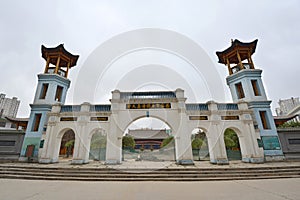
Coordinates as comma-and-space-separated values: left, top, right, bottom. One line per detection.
276, 97, 300, 116
0, 129, 25, 161
127, 129, 170, 149
0, 94, 26, 161
0, 117, 15, 129
0, 93, 20, 118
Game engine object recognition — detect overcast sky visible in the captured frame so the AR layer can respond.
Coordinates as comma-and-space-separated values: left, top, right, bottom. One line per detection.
0, 0, 299, 118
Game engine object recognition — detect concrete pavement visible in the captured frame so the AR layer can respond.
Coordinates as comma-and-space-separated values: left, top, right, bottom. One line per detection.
1, 178, 300, 200
1, 161, 300, 199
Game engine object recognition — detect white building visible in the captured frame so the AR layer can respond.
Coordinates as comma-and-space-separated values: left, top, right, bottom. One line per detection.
276, 97, 300, 116
0, 93, 20, 118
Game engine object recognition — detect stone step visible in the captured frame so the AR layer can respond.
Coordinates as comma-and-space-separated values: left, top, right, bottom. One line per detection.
1, 164, 300, 181
1, 170, 300, 180
1, 170, 300, 178
1, 164, 300, 171
1, 167, 300, 175
1, 173, 300, 182
1, 165, 300, 173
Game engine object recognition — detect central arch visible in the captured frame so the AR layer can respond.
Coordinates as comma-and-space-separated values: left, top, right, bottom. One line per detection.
122, 117, 175, 162
104, 90, 195, 165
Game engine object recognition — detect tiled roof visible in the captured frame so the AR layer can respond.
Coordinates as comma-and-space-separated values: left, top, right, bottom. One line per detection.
127, 129, 169, 139
120, 91, 176, 100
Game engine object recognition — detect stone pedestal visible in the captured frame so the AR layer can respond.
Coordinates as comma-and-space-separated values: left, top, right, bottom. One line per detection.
177, 159, 194, 165
105, 160, 120, 165
71, 159, 85, 165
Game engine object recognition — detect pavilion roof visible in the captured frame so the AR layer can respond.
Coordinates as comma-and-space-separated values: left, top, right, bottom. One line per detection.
41, 44, 79, 68
273, 114, 299, 127
216, 39, 258, 64
5, 117, 29, 129
5, 117, 29, 123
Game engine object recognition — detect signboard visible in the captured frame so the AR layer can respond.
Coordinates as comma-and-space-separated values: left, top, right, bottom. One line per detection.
261, 136, 281, 150
126, 103, 171, 109
60, 117, 78, 121
221, 116, 239, 120
189, 116, 208, 120
90, 117, 108, 121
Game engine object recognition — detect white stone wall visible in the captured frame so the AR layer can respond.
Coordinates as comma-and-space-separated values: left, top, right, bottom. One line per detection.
39, 90, 264, 165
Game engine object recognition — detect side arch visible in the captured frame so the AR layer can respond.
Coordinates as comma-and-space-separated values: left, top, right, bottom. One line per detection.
88, 127, 107, 139
87, 128, 107, 161
52, 127, 77, 163
190, 127, 210, 161
222, 126, 245, 161
121, 115, 175, 135
56, 127, 77, 140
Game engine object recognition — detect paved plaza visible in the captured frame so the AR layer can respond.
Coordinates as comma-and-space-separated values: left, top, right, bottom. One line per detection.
0, 178, 299, 200
1, 161, 300, 199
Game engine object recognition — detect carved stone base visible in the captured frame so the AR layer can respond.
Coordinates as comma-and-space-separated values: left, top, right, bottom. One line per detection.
265, 155, 285, 162
105, 160, 121, 165
71, 159, 84, 165
177, 159, 194, 165
216, 158, 229, 165
39, 158, 52, 164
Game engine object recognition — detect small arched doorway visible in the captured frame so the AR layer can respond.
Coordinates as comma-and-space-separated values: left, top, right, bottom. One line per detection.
89, 129, 107, 161
191, 128, 209, 161
122, 117, 175, 161
224, 128, 242, 161
59, 129, 75, 159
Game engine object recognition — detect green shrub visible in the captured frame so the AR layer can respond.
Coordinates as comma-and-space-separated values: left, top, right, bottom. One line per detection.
191, 138, 203, 149
224, 129, 239, 149
122, 135, 135, 149
64, 140, 74, 148
279, 121, 300, 128
161, 136, 174, 147
90, 134, 106, 149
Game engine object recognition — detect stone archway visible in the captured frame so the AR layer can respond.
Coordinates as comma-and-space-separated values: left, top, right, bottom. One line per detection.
191, 128, 209, 161
224, 128, 242, 161
52, 128, 77, 162
89, 129, 107, 161
59, 129, 75, 158
122, 117, 175, 162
